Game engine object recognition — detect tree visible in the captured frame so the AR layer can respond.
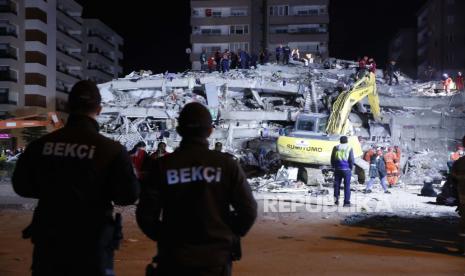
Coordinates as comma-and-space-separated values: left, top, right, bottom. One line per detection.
22, 127, 48, 145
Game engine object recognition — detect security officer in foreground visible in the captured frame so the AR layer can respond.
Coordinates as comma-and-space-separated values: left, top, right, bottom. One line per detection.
451, 135, 465, 255
12, 80, 140, 275
137, 102, 257, 275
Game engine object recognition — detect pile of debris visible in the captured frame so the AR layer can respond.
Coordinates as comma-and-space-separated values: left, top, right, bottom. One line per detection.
95, 60, 463, 190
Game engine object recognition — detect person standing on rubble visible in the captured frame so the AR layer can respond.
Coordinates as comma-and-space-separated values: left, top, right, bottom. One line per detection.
357, 56, 369, 79
215, 50, 222, 72
283, 45, 291, 65
12, 80, 140, 275
221, 49, 230, 73
456, 72, 464, 92
239, 49, 248, 69
208, 56, 216, 73
367, 58, 377, 74
365, 149, 391, 194
137, 102, 257, 275
331, 136, 354, 206
384, 146, 400, 187
443, 73, 454, 93
450, 135, 465, 255
200, 49, 208, 71
387, 60, 399, 85
275, 44, 283, 64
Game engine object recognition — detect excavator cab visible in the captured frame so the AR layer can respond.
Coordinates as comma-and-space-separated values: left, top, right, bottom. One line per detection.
293, 113, 328, 134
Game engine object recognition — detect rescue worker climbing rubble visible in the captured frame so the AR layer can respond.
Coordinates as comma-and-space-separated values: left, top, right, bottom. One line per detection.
450, 135, 465, 255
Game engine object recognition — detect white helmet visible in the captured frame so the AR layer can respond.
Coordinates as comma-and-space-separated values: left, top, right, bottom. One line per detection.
443, 73, 449, 78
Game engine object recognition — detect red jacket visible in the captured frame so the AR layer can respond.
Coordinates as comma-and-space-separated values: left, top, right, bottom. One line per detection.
456, 76, 464, 90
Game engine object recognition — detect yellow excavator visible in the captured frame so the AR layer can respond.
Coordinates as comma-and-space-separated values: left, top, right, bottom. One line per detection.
276, 72, 381, 184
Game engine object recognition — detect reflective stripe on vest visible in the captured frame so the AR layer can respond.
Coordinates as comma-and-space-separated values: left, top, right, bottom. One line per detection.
335, 144, 351, 161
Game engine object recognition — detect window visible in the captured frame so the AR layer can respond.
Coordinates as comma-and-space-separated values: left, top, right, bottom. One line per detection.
26, 51, 47, 66
230, 25, 248, 35
294, 6, 320, 16
447, 15, 455, 24
25, 7, 47, 23
0, 20, 17, 37
270, 5, 289, 16
212, 11, 222, 17
0, 0, 17, 14
296, 118, 316, 132
25, 94, 46, 108
25, 73, 47, 87
0, 43, 16, 59
26, 29, 47, 44
231, 7, 247, 16
0, 66, 16, 82
0, 88, 8, 104
200, 28, 222, 35
229, 42, 248, 52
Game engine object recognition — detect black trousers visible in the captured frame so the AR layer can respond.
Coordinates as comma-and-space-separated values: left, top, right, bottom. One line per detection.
152, 262, 232, 276
31, 243, 115, 276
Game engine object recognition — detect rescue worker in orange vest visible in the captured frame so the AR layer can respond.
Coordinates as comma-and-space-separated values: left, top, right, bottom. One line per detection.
384, 146, 400, 187
448, 145, 465, 173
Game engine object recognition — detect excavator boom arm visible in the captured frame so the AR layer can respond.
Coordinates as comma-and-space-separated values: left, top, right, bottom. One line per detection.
326, 72, 380, 135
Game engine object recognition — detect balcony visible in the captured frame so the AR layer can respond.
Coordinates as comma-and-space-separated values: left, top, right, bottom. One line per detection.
56, 6, 82, 26
87, 32, 114, 47
191, 15, 251, 27
269, 14, 329, 25
268, 33, 329, 44
56, 46, 82, 62
58, 27, 82, 44
87, 66, 113, 77
56, 66, 82, 80
0, 0, 17, 15
0, 70, 17, 82
88, 49, 115, 63
191, 33, 249, 43
0, 29, 17, 38
0, 46, 17, 59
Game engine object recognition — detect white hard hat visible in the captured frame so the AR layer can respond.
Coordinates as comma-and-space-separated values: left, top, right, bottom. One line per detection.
443, 73, 448, 78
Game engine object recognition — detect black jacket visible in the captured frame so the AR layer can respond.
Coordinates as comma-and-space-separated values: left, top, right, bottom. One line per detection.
136, 138, 257, 266
12, 114, 139, 241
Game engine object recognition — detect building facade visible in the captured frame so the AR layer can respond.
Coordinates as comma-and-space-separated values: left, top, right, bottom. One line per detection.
0, 0, 123, 117
417, 0, 465, 79
190, 0, 329, 70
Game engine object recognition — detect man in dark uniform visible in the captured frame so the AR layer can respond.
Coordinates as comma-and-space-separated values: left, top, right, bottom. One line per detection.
12, 80, 140, 275
137, 102, 257, 275
451, 135, 465, 255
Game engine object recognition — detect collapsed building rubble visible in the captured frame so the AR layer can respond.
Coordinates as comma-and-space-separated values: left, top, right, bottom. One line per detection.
97, 61, 465, 191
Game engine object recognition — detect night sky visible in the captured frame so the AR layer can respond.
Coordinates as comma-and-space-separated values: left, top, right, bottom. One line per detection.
77, 0, 426, 75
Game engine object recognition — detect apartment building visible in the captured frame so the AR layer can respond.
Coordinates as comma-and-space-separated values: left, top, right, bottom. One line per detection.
83, 19, 123, 85
0, 0, 123, 117
417, 0, 465, 79
266, 0, 329, 59
190, 0, 330, 70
